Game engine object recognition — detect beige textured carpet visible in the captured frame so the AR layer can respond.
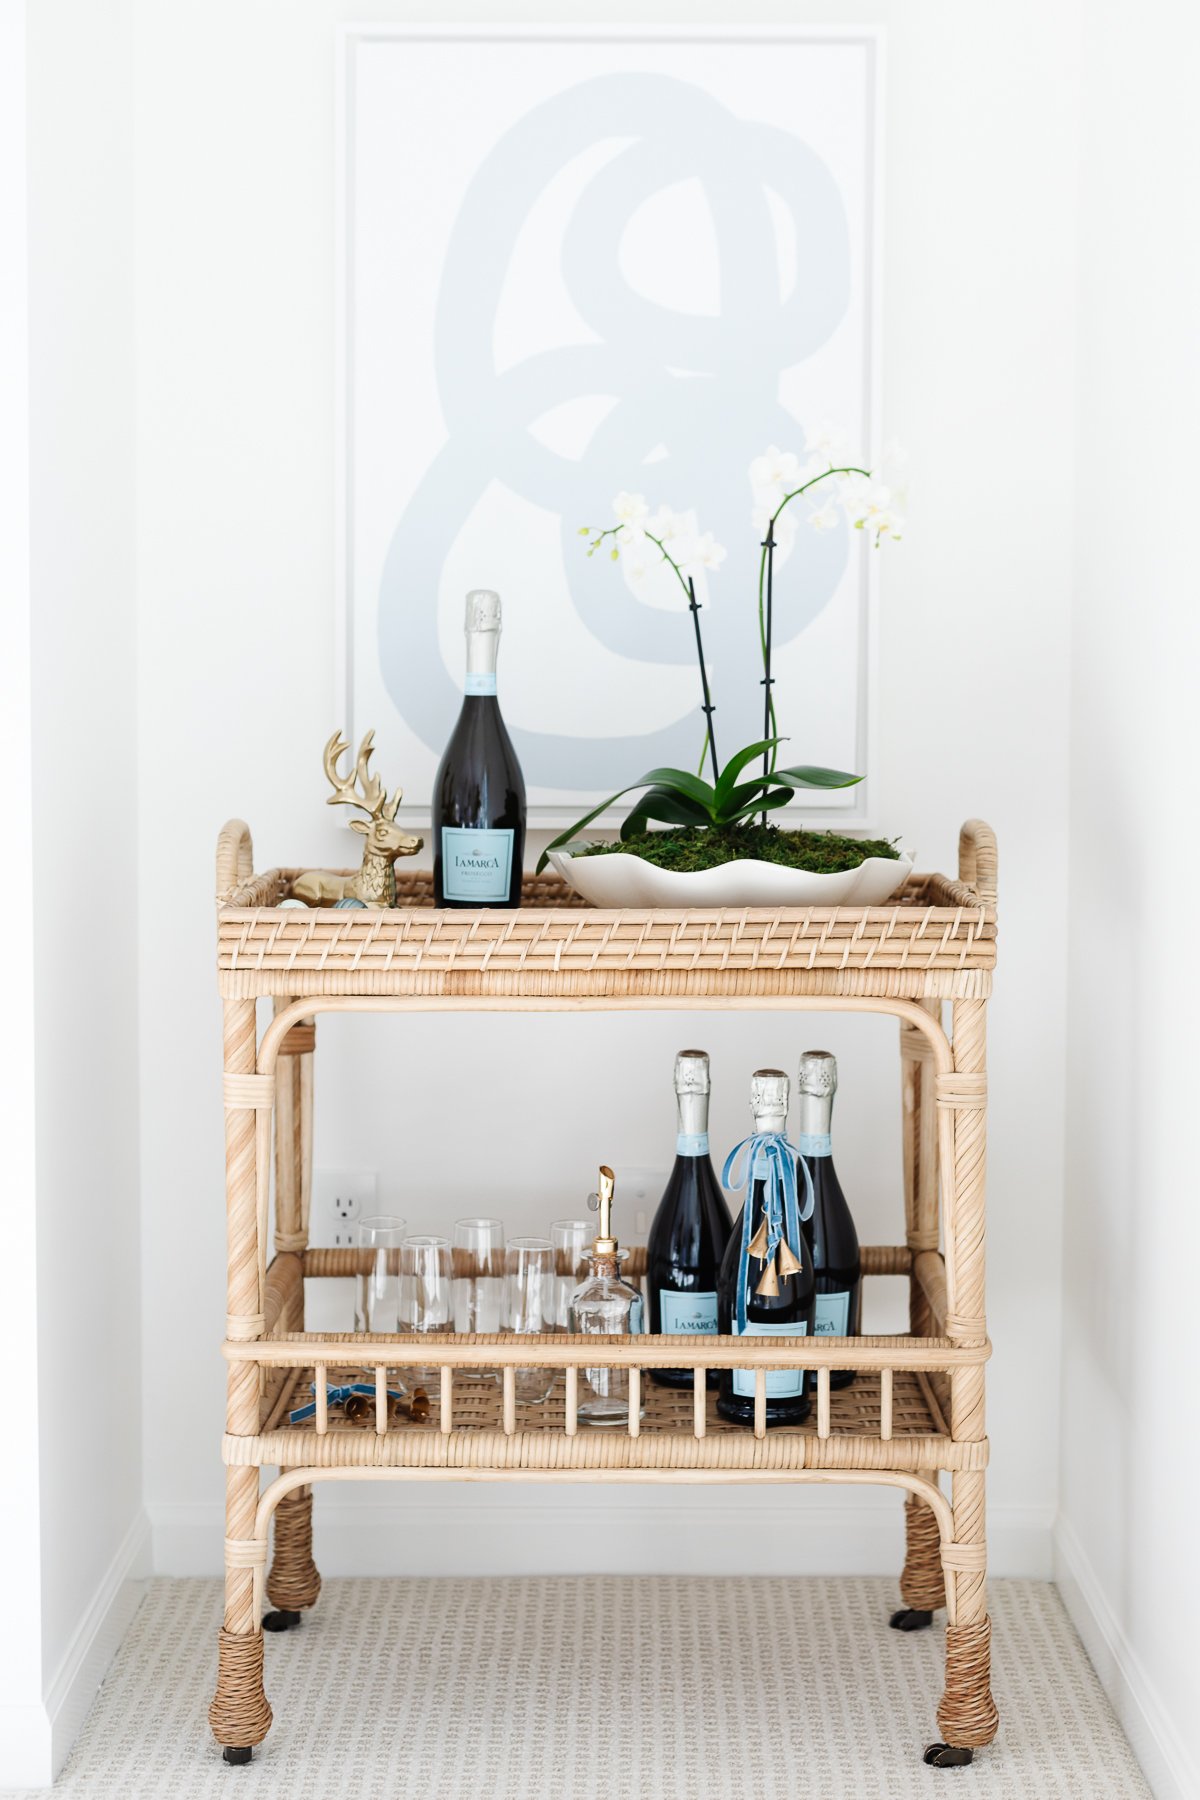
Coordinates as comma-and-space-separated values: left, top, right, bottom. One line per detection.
4, 1578, 1151, 1798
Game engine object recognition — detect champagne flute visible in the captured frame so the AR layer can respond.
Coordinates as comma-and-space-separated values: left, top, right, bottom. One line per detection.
550, 1218, 593, 1328
400, 1234, 452, 1393
453, 1217, 504, 1383
504, 1237, 556, 1404
355, 1216, 407, 1333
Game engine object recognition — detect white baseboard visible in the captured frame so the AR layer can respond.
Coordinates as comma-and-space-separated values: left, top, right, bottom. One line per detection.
46, 1509, 151, 1781
1054, 1515, 1197, 1800
151, 1489, 1052, 1580
0, 1509, 150, 1788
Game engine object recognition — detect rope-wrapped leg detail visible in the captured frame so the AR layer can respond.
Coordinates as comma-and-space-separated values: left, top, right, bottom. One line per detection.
937, 1615, 1000, 1747
266, 1486, 321, 1614
899, 1491, 946, 1612
208, 1628, 272, 1749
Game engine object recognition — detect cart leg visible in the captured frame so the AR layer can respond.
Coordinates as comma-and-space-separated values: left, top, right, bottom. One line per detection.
891, 1481, 945, 1629
894, 1014, 946, 1631
925, 996, 998, 1764
209, 1467, 272, 1760
264, 1484, 321, 1629
927, 1470, 999, 1763
209, 997, 273, 1760
263, 1013, 322, 1631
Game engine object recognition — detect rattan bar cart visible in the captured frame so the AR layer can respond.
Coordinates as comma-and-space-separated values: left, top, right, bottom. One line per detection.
208, 816, 1000, 1768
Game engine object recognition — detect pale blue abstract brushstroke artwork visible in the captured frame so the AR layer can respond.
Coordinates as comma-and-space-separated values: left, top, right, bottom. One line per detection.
346, 35, 876, 811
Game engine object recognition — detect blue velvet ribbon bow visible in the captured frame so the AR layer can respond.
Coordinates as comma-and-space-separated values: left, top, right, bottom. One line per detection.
289, 1382, 405, 1424
722, 1133, 815, 1333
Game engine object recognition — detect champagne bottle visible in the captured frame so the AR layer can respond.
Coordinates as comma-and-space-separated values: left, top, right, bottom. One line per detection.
433, 590, 526, 908
647, 1050, 733, 1389
798, 1050, 861, 1388
717, 1070, 815, 1427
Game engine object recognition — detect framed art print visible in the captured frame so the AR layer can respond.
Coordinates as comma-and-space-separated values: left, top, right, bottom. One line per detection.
338, 26, 882, 823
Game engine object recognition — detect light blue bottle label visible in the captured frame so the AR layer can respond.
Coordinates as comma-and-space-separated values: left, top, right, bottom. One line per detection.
814, 1291, 850, 1336
659, 1291, 718, 1335
441, 827, 514, 902
676, 1132, 709, 1156
732, 1320, 807, 1398
464, 672, 497, 696
799, 1133, 832, 1157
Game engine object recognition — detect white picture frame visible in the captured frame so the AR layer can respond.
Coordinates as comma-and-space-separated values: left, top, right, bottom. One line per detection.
337, 24, 884, 827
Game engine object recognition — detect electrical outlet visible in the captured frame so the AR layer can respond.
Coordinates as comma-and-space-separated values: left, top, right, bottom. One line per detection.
311, 1168, 378, 1249
610, 1165, 667, 1240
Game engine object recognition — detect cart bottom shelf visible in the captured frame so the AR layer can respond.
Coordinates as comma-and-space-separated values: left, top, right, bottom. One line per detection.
228, 1363, 963, 1475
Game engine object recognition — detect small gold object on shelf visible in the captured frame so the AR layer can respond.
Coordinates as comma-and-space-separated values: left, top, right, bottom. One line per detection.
291, 731, 423, 908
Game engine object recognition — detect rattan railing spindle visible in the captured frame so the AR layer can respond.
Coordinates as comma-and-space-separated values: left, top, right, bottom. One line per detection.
502, 1366, 516, 1435
754, 1369, 767, 1439
880, 1367, 894, 1440
693, 1369, 706, 1437
817, 1367, 831, 1439
374, 1366, 387, 1436
628, 1367, 641, 1438
315, 1367, 327, 1435
440, 1366, 453, 1433
564, 1365, 578, 1435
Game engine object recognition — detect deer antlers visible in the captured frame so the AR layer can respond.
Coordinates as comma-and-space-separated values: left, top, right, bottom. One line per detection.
322, 731, 402, 821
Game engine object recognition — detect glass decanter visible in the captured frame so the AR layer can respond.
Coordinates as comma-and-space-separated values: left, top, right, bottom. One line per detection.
568, 1166, 645, 1425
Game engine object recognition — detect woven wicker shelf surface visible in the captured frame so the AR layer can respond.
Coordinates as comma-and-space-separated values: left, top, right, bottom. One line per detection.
217, 866, 996, 1001
230, 1363, 971, 1476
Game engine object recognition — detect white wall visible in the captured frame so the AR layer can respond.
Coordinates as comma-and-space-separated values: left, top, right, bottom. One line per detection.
0, 1, 149, 1785
1056, 5, 1200, 1797
0, 0, 48, 1782
137, 0, 1078, 1581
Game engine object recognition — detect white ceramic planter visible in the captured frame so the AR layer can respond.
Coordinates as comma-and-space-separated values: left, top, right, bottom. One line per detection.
547, 846, 915, 909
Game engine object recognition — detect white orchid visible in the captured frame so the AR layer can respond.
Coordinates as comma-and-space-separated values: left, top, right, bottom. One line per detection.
839, 475, 905, 545
621, 528, 653, 581
749, 441, 848, 521
749, 444, 801, 495
612, 490, 648, 528
807, 497, 841, 532
645, 504, 689, 546
681, 531, 727, 578
752, 503, 797, 555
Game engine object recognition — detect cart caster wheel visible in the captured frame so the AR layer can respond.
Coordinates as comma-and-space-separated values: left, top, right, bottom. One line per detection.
923, 1743, 973, 1768
262, 1609, 301, 1632
222, 1747, 253, 1765
890, 1607, 934, 1632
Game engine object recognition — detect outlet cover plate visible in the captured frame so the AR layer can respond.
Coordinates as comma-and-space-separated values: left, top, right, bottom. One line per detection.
311, 1168, 378, 1249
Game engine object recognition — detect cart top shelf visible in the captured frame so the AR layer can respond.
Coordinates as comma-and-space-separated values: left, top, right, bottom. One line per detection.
215, 818, 997, 1003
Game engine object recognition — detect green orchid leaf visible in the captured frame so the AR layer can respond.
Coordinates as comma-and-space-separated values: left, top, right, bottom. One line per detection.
712, 738, 786, 810
535, 766, 717, 872
621, 786, 711, 839
632, 766, 719, 812
755, 787, 799, 816
772, 763, 863, 790
714, 778, 773, 823
716, 782, 797, 824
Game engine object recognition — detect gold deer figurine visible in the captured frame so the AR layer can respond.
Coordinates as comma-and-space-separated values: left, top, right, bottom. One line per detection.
291, 731, 423, 908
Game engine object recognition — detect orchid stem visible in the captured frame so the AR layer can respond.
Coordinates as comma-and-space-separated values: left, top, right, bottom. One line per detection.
761, 522, 775, 823
755, 464, 871, 799
686, 577, 719, 784
593, 524, 719, 783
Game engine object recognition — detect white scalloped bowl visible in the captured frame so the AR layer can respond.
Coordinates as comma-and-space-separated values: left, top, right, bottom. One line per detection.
547, 846, 915, 909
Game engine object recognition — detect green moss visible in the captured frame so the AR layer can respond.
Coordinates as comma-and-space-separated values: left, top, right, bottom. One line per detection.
575, 824, 901, 874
